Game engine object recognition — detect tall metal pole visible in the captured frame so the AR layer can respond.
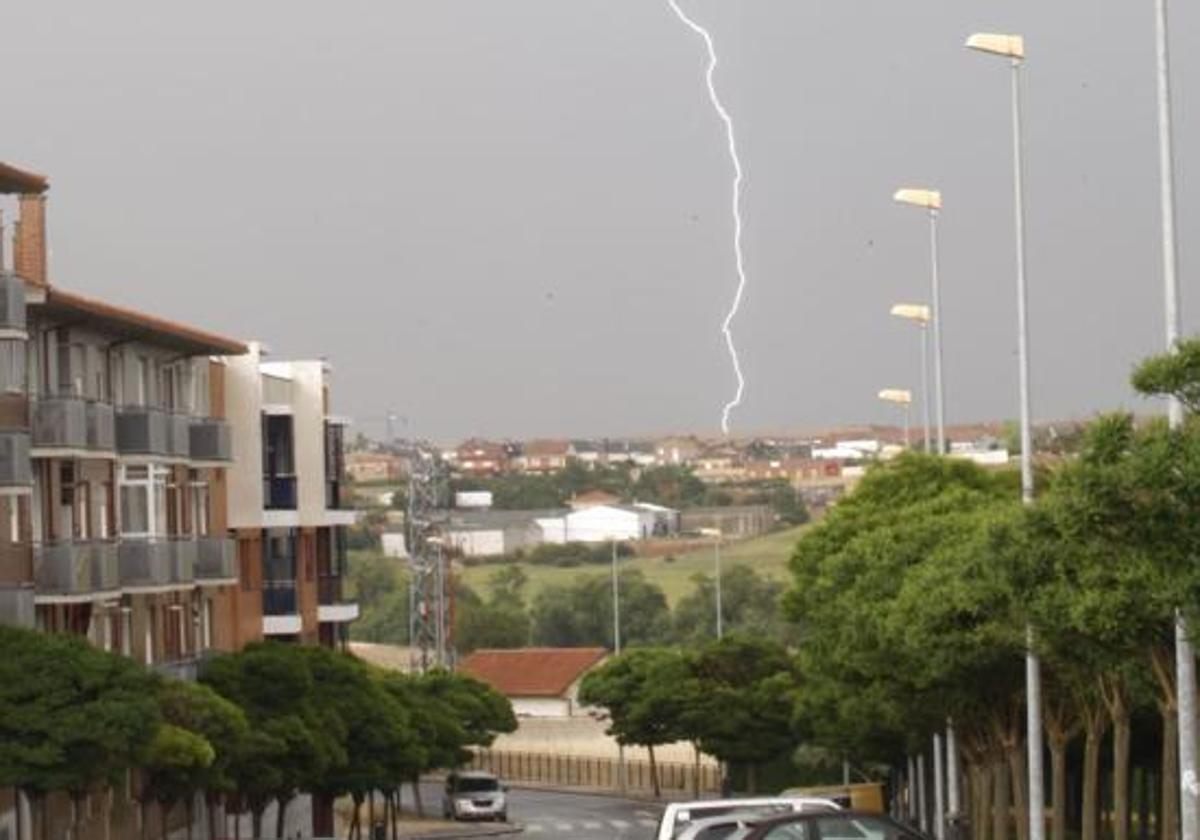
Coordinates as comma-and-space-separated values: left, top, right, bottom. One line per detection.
1153, 0, 1197, 833
904, 404, 912, 448
934, 734, 946, 840
917, 753, 929, 833
947, 720, 961, 819
908, 755, 918, 823
714, 536, 724, 640
1010, 56, 1045, 840
928, 211, 947, 454
921, 324, 932, 453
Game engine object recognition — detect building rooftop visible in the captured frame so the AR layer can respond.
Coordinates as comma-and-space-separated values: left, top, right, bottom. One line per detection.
0, 161, 48, 194
459, 647, 608, 697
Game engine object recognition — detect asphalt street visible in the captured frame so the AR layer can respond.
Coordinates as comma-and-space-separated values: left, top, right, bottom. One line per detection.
420, 782, 665, 840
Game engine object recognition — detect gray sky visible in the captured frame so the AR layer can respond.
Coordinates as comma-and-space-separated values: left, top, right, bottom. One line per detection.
4, 1, 1198, 442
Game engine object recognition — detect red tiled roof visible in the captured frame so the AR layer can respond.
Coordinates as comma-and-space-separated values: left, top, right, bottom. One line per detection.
0, 161, 48, 194
459, 648, 608, 697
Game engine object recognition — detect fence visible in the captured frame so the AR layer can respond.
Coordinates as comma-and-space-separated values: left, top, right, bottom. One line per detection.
466, 748, 722, 797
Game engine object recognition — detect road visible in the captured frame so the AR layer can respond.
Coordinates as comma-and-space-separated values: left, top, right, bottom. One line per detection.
420, 782, 664, 840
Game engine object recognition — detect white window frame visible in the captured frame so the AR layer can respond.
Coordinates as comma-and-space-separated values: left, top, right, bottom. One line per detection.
119, 464, 170, 539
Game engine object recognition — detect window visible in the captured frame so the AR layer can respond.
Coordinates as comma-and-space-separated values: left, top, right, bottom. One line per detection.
97, 483, 110, 540
190, 476, 210, 537
119, 464, 169, 538
57, 341, 84, 396
135, 356, 149, 406
0, 340, 25, 394
189, 359, 210, 417
263, 530, 297, 583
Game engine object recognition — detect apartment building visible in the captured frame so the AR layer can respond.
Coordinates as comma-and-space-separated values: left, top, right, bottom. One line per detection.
225, 342, 358, 650
0, 162, 245, 679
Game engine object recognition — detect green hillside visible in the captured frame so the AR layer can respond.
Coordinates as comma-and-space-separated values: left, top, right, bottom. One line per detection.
456, 525, 807, 606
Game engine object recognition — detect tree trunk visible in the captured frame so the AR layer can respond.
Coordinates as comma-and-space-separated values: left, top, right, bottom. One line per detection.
140, 799, 150, 840
161, 802, 170, 840
74, 794, 85, 840
1049, 740, 1068, 840
1138, 767, 1151, 840
369, 791, 376, 834
994, 759, 1011, 840
185, 797, 195, 840
1083, 727, 1102, 840
693, 745, 701, 799
348, 794, 362, 840
1101, 676, 1133, 840
1161, 707, 1179, 840
276, 796, 289, 839
976, 764, 994, 840
205, 795, 218, 840
252, 806, 263, 840
747, 763, 758, 795
648, 744, 661, 798
40, 797, 49, 840
411, 778, 424, 818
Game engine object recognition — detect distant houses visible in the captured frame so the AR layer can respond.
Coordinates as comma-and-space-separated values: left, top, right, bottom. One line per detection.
459, 647, 609, 718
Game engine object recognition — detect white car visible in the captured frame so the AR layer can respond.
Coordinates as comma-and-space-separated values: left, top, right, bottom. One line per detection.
655, 797, 841, 840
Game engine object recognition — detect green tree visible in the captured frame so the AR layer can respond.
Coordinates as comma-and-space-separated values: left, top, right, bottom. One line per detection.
0, 627, 161, 840
579, 648, 692, 796
632, 465, 707, 508
531, 569, 671, 648
673, 565, 793, 644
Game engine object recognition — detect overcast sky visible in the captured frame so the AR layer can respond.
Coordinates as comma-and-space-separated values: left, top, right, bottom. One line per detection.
3, 1, 1198, 442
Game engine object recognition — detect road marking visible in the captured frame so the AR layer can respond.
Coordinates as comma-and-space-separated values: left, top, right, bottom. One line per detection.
583, 821, 603, 829
640, 818, 659, 826
636, 810, 655, 817
554, 823, 574, 832
524, 825, 544, 833
610, 819, 631, 828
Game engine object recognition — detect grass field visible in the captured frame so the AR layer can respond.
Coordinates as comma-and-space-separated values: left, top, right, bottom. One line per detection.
456, 525, 807, 606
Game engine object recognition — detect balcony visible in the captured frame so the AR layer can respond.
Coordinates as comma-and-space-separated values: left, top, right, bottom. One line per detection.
0, 431, 31, 486
0, 272, 27, 333
263, 474, 297, 510
32, 397, 87, 450
116, 406, 168, 455
172, 538, 197, 584
195, 537, 237, 583
189, 418, 232, 462
262, 581, 297, 616
317, 575, 359, 624
117, 538, 173, 589
33, 541, 120, 599
86, 401, 115, 451
0, 585, 34, 628
165, 412, 190, 459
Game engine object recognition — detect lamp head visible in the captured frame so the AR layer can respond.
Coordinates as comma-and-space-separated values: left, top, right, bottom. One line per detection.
890, 303, 932, 323
966, 33, 1025, 60
878, 389, 913, 406
893, 188, 942, 211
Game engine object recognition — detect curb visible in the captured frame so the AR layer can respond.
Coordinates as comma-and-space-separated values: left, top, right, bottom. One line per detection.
504, 781, 671, 806
401, 825, 523, 840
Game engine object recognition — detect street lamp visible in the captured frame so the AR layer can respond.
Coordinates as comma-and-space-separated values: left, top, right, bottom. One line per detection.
893, 188, 946, 454
966, 30, 1042, 840
890, 303, 933, 452
878, 389, 913, 448
699, 528, 724, 639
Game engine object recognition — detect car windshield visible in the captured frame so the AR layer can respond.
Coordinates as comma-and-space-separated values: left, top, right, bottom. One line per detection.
694, 825, 747, 840
758, 815, 923, 840
675, 805, 792, 836
455, 778, 500, 793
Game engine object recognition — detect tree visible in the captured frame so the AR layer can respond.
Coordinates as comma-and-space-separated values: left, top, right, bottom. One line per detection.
200, 643, 344, 838
673, 565, 793, 644
579, 648, 693, 796
144, 680, 249, 840
531, 570, 672, 648
682, 636, 802, 793
632, 465, 707, 509
0, 626, 161, 840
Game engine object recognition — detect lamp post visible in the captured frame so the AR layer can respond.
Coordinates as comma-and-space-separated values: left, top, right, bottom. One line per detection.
879, 389, 914, 448
966, 31, 1042, 840
891, 303, 933, 452
699, 528, 724, 638
1149, 0, 1197, 831
893, 189, 945, 453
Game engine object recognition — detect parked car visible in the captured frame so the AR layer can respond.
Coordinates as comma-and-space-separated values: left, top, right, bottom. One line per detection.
442, 770, 508, 822
675, 811, 779, 840
655, 797, 840, 840
727, 810, 927, 840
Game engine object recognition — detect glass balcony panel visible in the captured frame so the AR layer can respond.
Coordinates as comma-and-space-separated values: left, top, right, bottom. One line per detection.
189, 418, 232, 461
262, 581, 297, 616
118, 538, 173, 588
171, 538, 197, 585
0, 431, 31, 486
0, 585, 34, 628
32, 397, 87, 449
86, 402, 115, 451
196, 537, 237, 581
116, 407, 168, 455
263, 475, 297, 510
166, 413, 190, 458
0, 273, 27, 332
33, 541, 118, 597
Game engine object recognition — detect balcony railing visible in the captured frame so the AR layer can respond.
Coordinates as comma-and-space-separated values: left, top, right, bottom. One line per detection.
0, 585, 34, 629
171, 538, 197, 584
116, 406, 168, 455
317, 574, 344, 606
117, 538, 173, 589
262, 581, 297, 616
33, 541, 119, 597
0, 431, 31, 486
189, 418, 232, 461
86, 401, 115, 451
196, 537, 236, 582
263, 474, 297, 510
165, 412, 190, 458
32, 396, 87, 449
0, 272, 27, 332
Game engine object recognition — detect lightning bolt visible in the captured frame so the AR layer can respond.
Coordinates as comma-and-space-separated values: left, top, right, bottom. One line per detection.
666, 0, 748, 436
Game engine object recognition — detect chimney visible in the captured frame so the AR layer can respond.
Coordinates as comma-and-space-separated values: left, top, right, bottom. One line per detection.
13, 194, 47, 286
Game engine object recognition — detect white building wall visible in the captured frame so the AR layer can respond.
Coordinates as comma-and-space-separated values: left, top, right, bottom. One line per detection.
224, 344, 266, 530
448, 529, 506, 557
564, 506, 649, 543
536, 517, 567, 545
512, 696, 572, 718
